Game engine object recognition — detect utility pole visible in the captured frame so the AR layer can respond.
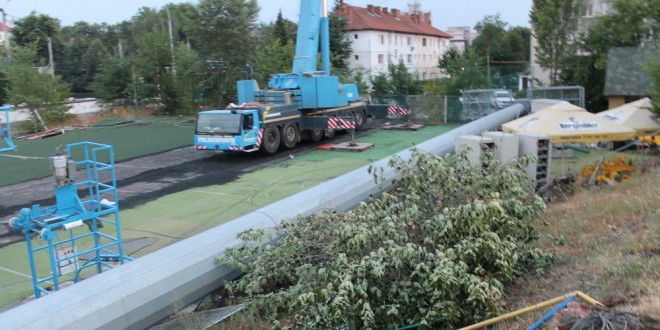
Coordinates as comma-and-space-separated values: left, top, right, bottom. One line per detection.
0, 8, 10, 61
35, 29, 54, 78
46, 36, 54, 78
166, 8, 176, 79
131, 64, 138, 117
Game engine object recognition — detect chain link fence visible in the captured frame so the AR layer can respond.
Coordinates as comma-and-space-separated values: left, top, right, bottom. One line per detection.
370, 94, 491, 125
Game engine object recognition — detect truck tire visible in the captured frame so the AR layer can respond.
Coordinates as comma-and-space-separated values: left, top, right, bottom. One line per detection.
353, 110, 365, 129
324, 128, 335, 139
309, 129, 323, 142
262, 126, 281, 153
280, 123, 299, 149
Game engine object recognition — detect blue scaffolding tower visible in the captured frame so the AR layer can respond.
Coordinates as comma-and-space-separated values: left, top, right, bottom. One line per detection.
0, 105, 15, 152
10, 142, 131, 298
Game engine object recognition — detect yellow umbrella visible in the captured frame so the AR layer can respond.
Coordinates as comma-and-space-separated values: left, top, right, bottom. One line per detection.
597, 98, 660, 135
502, 103, 636, 143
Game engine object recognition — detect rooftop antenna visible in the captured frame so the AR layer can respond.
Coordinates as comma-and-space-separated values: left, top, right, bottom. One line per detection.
408, 0, 421, 14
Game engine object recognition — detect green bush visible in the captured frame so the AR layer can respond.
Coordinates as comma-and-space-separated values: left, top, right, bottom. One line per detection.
220, 149, 554, 329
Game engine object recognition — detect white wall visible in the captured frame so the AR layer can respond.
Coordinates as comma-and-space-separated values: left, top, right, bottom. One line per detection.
346, 30, 447, 81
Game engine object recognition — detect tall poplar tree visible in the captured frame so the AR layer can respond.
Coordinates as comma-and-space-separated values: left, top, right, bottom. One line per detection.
530, 0, 585, 84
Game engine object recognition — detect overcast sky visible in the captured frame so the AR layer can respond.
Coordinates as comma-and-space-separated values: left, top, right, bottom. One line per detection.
4, 0, 532, 30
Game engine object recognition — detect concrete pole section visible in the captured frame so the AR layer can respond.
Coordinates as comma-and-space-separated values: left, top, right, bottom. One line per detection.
0, 103, 528, 330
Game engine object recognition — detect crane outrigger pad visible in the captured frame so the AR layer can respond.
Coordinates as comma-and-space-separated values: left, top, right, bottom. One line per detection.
328, 141, 374, 152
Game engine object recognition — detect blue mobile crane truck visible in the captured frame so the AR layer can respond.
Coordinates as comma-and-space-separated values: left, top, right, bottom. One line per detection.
194, 0, 397, 153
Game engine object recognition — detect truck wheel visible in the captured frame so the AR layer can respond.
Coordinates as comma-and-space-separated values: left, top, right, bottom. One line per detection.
309, 129, 323, 142
353, 110, 365, 129
280, 123, 299, 149
262, 126, 280, 153
324, 128, 335, 139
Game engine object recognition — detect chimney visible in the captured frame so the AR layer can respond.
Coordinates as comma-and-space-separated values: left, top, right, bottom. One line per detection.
382, 7, 388, 15
367, 4, 373, 13
374, 6, 381, 14
337, 3, 349, 15
392, 9, 400, 17
424, 12, 431, 24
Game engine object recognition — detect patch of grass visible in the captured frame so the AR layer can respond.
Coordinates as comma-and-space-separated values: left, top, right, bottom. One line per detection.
500, 167, 660, 328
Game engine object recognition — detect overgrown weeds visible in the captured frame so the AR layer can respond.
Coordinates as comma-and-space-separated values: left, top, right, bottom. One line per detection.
501, 167, 659, 328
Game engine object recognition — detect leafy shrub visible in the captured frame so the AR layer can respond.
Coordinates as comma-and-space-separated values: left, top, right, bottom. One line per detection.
220, 149, 554, 329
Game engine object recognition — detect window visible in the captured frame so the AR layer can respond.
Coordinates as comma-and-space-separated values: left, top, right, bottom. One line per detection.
407, 54, 412, 63
380, 35, 385, 45
354, 34, 358, 39
378, 54, 384, 64
407, 37, 411, 45
354, 55, 359, 60
422, 38, 427, 46
242, 114, 254, 130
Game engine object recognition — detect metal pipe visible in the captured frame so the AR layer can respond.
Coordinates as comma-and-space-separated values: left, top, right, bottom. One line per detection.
0, 103, 529, 329
528, 295, 575, 330
459, 290, 602, 330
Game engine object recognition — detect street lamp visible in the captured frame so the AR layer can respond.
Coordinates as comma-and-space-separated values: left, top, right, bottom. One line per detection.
35, 28, 54, 78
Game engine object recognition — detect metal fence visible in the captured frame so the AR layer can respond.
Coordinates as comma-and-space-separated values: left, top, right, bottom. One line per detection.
527, 86, 585, 108
371, 94, 487, 125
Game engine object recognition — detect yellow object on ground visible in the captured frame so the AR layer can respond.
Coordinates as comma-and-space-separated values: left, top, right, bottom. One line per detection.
458, 291, 602, 330
581, 156, 635, 184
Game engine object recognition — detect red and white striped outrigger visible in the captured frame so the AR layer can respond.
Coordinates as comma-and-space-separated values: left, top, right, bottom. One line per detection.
387, 105, 411, 116
327, 117, 355, 129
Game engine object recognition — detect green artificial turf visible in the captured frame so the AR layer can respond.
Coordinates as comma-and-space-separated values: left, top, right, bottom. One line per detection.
0, 118, 195, 187
0, 124, 454, 307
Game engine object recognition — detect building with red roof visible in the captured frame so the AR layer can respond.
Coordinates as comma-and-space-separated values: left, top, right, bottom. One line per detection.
0, 21, 11, 43
335, 2, 452, 81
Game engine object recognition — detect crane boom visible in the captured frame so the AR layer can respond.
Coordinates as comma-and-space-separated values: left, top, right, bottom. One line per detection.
292, 0, 321, 74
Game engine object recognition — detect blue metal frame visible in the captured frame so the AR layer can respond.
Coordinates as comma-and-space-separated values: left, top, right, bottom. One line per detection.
0, 105, 16, 152
9, 142, 131, 298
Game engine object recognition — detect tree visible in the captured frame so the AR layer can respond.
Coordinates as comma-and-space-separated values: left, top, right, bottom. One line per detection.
438, 49, 488, 95
252, 39, 294, 86
191, 0, 259, 106
59, 22, 110, 93
370, 60, 421, 97
582, 0, 658, 69
171, 44, 205, 114
339, 67, 369, 95
328, 14, 352, 73
0, 71, 9, 105
6, 46, 71, 131
530, 0, 585, 85
91, 56, 133, 104
10, 12, 62, 69
559, 0, 660, 111
646, 51, 660, 115
192, 0, 259, 66
438, 47, 461, 76
132, 29, 179, 112
163, 3, 200, 50
473, 14, 507, 87
273, 11, 295, 46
